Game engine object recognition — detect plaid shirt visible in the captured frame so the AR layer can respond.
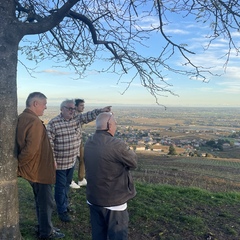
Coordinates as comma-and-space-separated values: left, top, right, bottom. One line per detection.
47, 109, 101, 170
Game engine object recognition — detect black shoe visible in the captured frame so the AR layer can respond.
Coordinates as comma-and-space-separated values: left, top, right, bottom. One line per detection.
36, 226, 61, 235
39, 231, 65, 239
59, 212, 71, 222
48, 231, 65, 239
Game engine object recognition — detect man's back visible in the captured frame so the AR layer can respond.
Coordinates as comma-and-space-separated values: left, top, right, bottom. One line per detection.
84, 130, 137, 207
84, 112, 136, 240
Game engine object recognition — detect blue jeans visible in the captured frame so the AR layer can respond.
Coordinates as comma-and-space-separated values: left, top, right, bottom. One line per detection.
29, 181, 54, 238
54, 166, 75, 214
89, 204, 129, 240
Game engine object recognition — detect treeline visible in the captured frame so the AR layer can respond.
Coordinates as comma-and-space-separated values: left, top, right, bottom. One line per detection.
205, 139, 232, 151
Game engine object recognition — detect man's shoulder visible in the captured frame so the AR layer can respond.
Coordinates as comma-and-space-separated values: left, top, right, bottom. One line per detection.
18, 112, 42, 129
108, 136, 126, 147
18, 110, 38, 122
112, 135, 124, 142
111, 137, 133, 152
48, 114, 61, 123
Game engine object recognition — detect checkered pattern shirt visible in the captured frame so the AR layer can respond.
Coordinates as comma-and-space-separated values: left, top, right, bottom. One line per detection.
47, 109, 101, 170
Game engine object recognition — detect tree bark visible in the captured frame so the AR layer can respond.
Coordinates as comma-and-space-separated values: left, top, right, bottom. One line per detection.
0, 2, 22, 239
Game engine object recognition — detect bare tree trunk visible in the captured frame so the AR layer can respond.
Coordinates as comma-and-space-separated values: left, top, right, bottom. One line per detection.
0, 2, 22, 238
0, 42, 22, 240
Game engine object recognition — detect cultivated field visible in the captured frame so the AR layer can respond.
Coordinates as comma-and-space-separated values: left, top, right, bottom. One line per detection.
133, 151, 240, 192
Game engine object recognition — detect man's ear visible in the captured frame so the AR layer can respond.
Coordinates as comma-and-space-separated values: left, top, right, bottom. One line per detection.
33, 100, 38, 107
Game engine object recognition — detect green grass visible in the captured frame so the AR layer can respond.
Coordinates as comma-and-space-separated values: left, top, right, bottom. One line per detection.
129, 183, 240, 239
18, 174, 240, 240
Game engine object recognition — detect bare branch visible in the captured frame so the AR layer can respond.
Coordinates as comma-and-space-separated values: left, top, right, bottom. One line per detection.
16, 0, 240, 104
18, 0, 80, 35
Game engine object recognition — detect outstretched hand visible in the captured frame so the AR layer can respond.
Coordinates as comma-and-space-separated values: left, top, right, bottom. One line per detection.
101, 106, 112, 112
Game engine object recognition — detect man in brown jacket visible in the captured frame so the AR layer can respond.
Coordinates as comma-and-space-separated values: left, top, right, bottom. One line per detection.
17, 92, 64, 239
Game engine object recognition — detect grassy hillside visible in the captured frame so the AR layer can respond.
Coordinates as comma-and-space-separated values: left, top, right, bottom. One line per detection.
18, 154, 240, 240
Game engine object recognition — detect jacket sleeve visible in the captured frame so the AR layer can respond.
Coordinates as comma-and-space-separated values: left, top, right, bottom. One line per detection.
78, 109, 101, 125
118, 141, 137, 170
46, 121, 56, 157
17, 119, 44, 167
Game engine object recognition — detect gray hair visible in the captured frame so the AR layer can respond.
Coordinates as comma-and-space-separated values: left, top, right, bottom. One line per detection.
96, 112, 113, 130
26, 92, 47, 107
60, 99, 74, 110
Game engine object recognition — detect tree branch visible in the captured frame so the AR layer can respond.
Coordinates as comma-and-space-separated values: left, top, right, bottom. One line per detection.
18, 0, 80, 35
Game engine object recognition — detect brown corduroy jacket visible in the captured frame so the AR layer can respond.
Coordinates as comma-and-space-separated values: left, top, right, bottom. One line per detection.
17, 109, 55, 184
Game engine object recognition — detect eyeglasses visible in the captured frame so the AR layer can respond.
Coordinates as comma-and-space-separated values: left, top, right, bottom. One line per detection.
63, 106, 75, 111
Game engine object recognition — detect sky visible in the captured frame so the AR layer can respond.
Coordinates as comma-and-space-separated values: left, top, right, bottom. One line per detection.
17, 3, 240, 108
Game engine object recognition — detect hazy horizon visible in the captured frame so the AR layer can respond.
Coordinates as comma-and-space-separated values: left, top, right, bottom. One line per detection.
17, 103, 240, 108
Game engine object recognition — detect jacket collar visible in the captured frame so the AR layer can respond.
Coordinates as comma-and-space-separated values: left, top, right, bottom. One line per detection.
23, 108, 38, 117
95, 130, 113, 136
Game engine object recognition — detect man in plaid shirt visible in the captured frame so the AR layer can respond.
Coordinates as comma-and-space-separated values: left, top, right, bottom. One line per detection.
47, 99, 111, 222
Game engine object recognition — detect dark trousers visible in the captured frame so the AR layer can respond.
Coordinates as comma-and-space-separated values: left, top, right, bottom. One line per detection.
55, 166, 75, 214
89, 204, 129, 240
29, 181, 54, 238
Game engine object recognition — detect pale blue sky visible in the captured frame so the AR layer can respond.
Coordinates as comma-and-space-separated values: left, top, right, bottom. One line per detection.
17, 7, 240, 108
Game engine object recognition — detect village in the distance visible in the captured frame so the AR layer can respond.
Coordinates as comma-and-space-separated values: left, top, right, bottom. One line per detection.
18, 105, 240, 159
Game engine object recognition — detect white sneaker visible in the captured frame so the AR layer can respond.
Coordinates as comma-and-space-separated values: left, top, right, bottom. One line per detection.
78, 178, 87, 187
70, 181, 80, 189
